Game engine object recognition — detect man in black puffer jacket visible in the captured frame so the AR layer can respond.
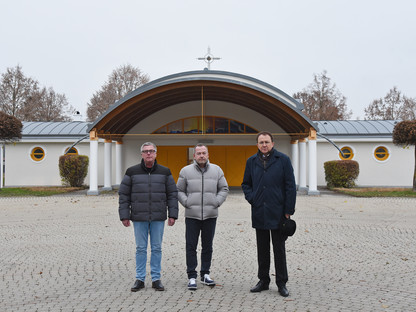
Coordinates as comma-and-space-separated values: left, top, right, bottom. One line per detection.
119, 142, 178, 292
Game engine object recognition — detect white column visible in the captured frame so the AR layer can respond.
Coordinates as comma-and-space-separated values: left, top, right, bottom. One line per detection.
87, 134, 99, 195
308, 131, 320, 195
102, 139, 112, 191
290, 140, 299, 187
298, 139, 307, 191
0, 144, 3, 188
115, 141, 123, 187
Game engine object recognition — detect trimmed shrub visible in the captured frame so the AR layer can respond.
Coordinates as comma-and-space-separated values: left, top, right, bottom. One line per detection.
324, 160, 359, 188
59, 155, 89, 187
0, 111, 22, 142
393, 120, 416, 192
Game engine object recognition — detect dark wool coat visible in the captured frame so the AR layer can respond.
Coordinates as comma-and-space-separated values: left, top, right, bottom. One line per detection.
241, 149, 296, 230
118, 159, 178, 222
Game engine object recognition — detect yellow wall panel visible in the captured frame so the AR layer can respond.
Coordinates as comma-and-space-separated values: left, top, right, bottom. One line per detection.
157, 146, 188, 182
226, 146, 257, 186
156, 145, 258, 187
207, 146, 226, 172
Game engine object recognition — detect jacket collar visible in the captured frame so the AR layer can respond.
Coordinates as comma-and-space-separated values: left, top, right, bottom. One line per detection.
141, 159, 157, 172
193, 159, 210, 172
256, 148, 279, 168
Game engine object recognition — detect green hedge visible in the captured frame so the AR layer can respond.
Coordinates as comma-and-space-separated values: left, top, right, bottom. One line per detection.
59, 155, 89, 187
324, 160, 359, 188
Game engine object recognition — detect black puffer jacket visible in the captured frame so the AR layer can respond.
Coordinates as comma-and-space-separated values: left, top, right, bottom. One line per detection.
118, 159, 178, 222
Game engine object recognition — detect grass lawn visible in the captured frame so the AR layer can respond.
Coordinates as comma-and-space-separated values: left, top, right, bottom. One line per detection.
0, 186, 86, 197
1, 186, 415, 198
332, 187, 416, 198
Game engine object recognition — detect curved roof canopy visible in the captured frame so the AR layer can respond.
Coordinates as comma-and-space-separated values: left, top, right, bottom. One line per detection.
88, 70, 316, 140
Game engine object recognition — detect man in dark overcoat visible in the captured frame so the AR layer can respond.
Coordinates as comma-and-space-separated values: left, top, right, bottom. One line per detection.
242, 131, 296, 297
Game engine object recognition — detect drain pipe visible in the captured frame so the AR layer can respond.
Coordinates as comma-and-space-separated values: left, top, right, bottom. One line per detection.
65, 135, 90, 155
316, 132, 345, 158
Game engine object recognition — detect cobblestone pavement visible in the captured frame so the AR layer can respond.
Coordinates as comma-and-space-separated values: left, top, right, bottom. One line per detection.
1, 191, 415, 312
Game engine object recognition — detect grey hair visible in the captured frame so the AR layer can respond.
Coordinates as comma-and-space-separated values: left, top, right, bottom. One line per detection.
140, 142, 157, 152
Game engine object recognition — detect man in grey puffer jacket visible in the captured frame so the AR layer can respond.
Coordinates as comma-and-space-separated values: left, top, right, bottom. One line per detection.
177, 143, 229, 291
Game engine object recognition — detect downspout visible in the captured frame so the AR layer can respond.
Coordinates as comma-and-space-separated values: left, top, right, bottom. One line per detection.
64, 134, 89, 155
316, 132, 345, 158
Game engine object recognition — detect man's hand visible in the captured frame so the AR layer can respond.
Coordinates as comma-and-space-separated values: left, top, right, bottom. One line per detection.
168, 218, 176, 226
122, 219, 131, 227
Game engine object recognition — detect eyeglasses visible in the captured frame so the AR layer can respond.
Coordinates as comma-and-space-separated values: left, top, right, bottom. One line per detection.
141, 149, 156, 154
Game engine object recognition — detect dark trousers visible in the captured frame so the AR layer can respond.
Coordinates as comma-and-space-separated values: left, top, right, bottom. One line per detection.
185, 217, 217, 279
255, 228, 288, 286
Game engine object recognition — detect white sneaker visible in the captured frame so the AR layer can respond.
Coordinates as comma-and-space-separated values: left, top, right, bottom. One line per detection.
188, 278, 197, 290
201, 274, 215, 286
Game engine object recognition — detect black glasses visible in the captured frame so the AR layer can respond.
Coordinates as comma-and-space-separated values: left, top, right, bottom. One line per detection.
141, 149, 156, 154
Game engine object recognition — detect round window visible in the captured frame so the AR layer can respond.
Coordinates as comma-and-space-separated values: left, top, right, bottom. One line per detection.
374, 146, 389, 161
65, 147, 78, 155
339, 146, 354, 160
31, 147, 45, 161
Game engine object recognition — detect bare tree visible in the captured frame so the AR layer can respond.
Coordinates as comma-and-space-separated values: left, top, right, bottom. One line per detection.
23, 87, 74, 122
0, 111, 22, 142
293, 70, 352, 120
0, 65, 74, 121
87, 64, 150, 121
364, 87, 416, 120
0, 65, 38, 118
87, 83, 117, 122
393, 120, 416, 191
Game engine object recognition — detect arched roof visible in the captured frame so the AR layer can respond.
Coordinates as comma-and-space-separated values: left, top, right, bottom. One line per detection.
88, 70, 316, 140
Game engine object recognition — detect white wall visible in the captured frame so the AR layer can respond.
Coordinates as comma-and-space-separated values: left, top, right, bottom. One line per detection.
4, 141, 106, 187
316, 140, 413, 187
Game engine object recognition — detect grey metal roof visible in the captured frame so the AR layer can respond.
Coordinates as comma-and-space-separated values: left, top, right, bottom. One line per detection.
21, 120, 398, 138
315, 120, 398, 136
22, 122, 90, 137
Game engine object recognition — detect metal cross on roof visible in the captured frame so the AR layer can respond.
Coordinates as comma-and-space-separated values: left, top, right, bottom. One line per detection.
197, 46, 221, 70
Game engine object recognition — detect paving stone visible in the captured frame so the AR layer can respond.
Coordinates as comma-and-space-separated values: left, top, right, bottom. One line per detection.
0, 192, 415, 311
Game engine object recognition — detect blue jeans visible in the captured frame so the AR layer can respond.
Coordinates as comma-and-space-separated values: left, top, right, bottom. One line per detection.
133, 221, 165, 282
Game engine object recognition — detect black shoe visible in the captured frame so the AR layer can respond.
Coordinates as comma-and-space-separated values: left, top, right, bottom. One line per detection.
250, 280, 269, 293
131, 279, 144, 292
152, 280, 165, 291
278, 284, 289, 297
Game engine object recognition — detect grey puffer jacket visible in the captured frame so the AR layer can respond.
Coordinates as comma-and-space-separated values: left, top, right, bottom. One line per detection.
177, 160, 229, 220
118, 159, 178, 222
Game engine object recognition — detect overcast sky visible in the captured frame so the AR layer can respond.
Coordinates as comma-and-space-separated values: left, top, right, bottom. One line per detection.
1, 0, 415, 119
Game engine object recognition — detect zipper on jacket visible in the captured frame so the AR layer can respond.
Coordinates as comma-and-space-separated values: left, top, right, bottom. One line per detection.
148, 172, 152, 221
201, 170, 204, 220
